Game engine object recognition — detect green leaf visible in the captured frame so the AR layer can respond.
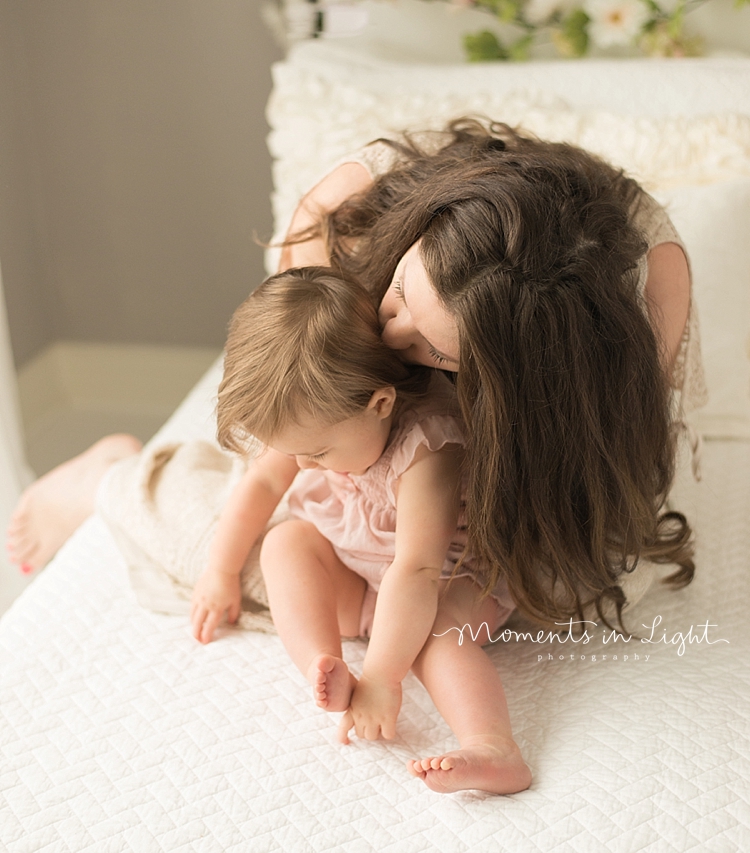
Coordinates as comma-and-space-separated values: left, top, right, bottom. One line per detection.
508, 33, 534, 61
474, 0, 504, 14
475, 0, 522, 23
556, 9, 590, 58
497, 0, 523, 24
463, 30, 509, 62
666, 8, 684, 39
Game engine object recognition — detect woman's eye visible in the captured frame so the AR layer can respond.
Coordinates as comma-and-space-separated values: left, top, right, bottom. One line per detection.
308, 452, 327, 461
392, 278, 405, 301
428, 346, 447, 365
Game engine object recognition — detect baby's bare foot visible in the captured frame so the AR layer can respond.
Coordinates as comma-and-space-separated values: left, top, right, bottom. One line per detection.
309, 653, 356, 712
407, 735, 531, 795
5, 434, 142, 573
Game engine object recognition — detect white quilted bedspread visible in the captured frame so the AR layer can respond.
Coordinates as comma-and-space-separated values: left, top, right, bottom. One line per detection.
1, 364, 749, 852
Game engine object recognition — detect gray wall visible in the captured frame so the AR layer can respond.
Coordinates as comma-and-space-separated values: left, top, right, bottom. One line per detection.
0, 0, 283, 368
0, 1, 51, 365
1, 1, 748, 371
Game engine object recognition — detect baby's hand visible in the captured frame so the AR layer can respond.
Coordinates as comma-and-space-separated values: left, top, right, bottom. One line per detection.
337, 676, 402, 744
190, 569, 241, 644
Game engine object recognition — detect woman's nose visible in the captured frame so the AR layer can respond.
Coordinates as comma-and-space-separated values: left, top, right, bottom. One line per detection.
381, 311, 417, 351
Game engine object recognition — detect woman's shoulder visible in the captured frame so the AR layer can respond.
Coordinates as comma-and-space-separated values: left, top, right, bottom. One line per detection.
339, 140, 402, 179
630, 189, 709, 414
338, 130, 455, 179
629, 188, 684, 253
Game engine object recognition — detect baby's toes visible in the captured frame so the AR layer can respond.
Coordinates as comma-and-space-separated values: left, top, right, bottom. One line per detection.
313, 680, 330, 708
416, 755, 454, 773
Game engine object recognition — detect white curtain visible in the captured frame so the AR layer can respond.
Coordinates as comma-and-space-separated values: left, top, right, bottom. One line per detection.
0, 261, 33, 574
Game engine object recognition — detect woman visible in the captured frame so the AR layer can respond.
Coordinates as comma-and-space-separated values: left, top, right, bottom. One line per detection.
277, 118, 705, 631
7, 118, 706, 636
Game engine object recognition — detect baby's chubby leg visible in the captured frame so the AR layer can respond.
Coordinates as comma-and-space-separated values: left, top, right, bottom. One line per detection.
260, 519, 367, 711
408, 577, 532, 795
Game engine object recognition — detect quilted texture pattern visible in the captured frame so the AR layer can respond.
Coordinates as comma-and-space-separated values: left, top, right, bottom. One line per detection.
1, 359, 748, 851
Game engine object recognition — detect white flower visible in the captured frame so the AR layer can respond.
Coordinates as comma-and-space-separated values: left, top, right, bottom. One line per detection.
584, 0, 651, 48
524, 0, 578, 26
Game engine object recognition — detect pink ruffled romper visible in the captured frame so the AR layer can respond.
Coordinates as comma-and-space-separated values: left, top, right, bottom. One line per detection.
287, 376, 516, 637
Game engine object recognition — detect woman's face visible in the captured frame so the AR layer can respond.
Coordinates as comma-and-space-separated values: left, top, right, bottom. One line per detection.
378, 241, 460, 371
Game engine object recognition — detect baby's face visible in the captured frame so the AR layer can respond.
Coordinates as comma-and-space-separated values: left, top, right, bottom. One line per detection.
268, 389, 395, 476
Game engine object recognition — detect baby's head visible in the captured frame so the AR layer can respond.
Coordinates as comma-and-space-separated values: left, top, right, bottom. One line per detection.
218, 267, 429, 473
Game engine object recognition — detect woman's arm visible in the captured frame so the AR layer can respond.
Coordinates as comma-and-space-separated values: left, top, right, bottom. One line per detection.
644, 242, 691, 377
191, 448, 299, 644
278, 162, 373, 271
339, 441, 463, 742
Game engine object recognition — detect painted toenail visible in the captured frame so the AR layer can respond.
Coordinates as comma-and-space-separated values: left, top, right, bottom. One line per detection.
20, 564, 34, 575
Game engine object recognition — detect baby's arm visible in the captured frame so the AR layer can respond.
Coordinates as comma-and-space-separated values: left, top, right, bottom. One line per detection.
190, 448, 299, 644
339, 442, 463, 742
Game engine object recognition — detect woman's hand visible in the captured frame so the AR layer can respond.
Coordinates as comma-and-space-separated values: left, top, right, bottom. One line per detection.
337, 676, 402, 744
190, 569, 242, 644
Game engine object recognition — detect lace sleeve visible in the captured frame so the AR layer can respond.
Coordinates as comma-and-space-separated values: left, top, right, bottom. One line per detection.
631, 191, 709, 479
336, 130, 454, 179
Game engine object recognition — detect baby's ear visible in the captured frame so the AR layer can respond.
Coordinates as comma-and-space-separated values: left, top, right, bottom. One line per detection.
368, 386, 397, 419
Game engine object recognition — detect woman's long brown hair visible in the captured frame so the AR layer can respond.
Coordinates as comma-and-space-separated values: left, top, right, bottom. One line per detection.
294, 117, 694, 631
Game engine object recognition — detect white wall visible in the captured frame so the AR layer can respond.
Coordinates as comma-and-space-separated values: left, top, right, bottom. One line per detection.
0, 1, 52, 367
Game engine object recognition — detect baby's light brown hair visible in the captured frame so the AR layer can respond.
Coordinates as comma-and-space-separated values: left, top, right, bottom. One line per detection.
217, 266, 430, 454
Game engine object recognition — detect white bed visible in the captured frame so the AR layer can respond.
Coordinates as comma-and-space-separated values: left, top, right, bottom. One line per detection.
2, 47, 750, 853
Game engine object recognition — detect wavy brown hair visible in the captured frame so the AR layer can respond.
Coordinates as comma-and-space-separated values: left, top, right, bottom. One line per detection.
217, 266, 430, 453
292, 118, 694, 631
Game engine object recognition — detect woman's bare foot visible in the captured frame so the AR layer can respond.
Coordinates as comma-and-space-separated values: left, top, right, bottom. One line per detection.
407, 735, 532, 795
309, 653, 356, 711
5, 434, 142, 574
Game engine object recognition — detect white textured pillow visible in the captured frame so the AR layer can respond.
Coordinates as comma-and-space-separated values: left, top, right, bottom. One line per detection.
267, 66, 750, 243
654, 179, 750, 439
267, 65, 750, 437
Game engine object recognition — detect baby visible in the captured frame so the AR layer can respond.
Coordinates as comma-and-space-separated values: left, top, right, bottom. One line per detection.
190, 266, 531, 795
